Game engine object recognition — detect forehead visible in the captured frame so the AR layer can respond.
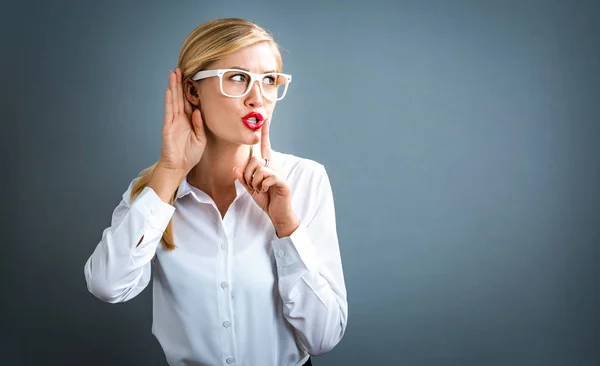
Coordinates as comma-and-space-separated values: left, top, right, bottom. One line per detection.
212, 42, 279, 72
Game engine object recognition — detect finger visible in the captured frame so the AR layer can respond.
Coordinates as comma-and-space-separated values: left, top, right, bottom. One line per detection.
233, 167, 244, 184
183, 82, 193, 117
244, 156, 260, 187
191, 109, 205, 141
176, 68, 185, 115
233, 167, 254, 194
260, 174, 280, 192
164, 88, 173, 127
184, 98, 193, 117
169, 71, 179, 115
261, 118, 272, 160
250, 169, 264, 192
251, 167, 274, 192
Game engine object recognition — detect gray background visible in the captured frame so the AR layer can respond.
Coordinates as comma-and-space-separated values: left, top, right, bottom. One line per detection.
2, 0, 599, 365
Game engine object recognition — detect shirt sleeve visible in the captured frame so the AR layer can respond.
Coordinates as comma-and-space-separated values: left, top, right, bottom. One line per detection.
84, 183, 175, 303
271, 165, 348, 356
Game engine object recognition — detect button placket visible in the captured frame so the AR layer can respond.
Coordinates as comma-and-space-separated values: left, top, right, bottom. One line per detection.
219, 209, 238, 363
217, 232, 235, 363
216, 229, 237, 364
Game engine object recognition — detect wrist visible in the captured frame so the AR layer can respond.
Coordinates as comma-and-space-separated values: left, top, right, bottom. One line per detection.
148, 164, 186, 203
273, 214, 300, 238
156, 161, 188, 181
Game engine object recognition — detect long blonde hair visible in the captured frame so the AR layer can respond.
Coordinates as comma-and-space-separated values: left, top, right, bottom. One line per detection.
130, 18, 283, 251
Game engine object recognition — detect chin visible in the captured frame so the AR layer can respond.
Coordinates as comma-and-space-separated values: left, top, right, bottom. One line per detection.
228, 131, 260, 146
244, 134, 261, 145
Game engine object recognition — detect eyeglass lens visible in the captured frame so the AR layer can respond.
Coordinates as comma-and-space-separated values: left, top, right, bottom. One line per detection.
221, 71, 288, 100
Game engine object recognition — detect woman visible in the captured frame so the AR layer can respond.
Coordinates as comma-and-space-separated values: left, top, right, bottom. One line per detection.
84, 18, 348, 366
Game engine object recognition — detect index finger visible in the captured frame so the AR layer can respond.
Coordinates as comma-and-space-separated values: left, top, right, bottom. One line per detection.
261, 119, 272, 160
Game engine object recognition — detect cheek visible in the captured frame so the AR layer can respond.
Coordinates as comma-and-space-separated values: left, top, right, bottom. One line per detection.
201, 97, 239, 128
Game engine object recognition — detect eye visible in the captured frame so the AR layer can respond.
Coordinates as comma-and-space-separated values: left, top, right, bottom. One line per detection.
263, 75, 277, 85
230, 73, 247, 82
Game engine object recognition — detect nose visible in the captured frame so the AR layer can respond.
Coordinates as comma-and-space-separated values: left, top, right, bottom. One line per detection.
244, 80, 263, 108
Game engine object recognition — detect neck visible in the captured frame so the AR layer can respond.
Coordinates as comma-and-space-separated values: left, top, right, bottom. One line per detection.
187, 137, 257, 198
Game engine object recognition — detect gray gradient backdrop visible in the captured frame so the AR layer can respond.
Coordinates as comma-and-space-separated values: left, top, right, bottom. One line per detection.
2, 0, 599, 365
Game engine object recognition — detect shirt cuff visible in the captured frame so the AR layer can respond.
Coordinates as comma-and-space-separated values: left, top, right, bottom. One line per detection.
130, 186, 176, 232
271, 223, 319, 275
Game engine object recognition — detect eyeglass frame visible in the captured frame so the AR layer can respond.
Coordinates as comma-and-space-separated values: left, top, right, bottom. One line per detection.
191, 68, 293, 101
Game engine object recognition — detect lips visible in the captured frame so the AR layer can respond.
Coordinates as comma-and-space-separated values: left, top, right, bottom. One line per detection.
242, 112, 265, 131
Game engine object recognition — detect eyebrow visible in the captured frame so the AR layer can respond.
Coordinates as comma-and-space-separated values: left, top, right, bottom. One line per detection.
229, 66, 279, 74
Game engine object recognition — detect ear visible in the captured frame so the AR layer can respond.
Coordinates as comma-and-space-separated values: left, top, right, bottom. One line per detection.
185, 80, 201, 107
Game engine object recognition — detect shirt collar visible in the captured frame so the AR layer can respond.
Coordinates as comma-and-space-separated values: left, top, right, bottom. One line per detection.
175, 176, 248, 203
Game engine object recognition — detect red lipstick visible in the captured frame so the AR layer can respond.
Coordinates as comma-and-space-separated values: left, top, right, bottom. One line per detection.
242, 112, 265, 131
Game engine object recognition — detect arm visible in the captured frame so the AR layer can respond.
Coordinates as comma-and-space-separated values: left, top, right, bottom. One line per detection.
271, 165, 348, 356
84, 182, 175, 303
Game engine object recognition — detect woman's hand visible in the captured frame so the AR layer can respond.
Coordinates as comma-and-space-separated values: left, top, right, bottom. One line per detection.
159, 67, 207, 176
233, 121, 300, 238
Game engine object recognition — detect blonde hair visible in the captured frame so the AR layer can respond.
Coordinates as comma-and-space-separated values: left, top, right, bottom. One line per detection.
130, 18, 282, 251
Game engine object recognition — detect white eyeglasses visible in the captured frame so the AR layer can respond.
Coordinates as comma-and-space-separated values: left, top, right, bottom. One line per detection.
191, 69, 292, 101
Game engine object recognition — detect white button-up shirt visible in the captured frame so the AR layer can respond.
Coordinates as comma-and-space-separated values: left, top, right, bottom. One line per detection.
84, 150, 348, 366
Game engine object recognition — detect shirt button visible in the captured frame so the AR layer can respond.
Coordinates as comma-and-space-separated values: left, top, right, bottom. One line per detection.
150, 208, 157, 216
223, 321, 231, 328
221, 281, 229, 289
277, 250, 285, 258
226, 357, 235, 364
221, 242, 228, 250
